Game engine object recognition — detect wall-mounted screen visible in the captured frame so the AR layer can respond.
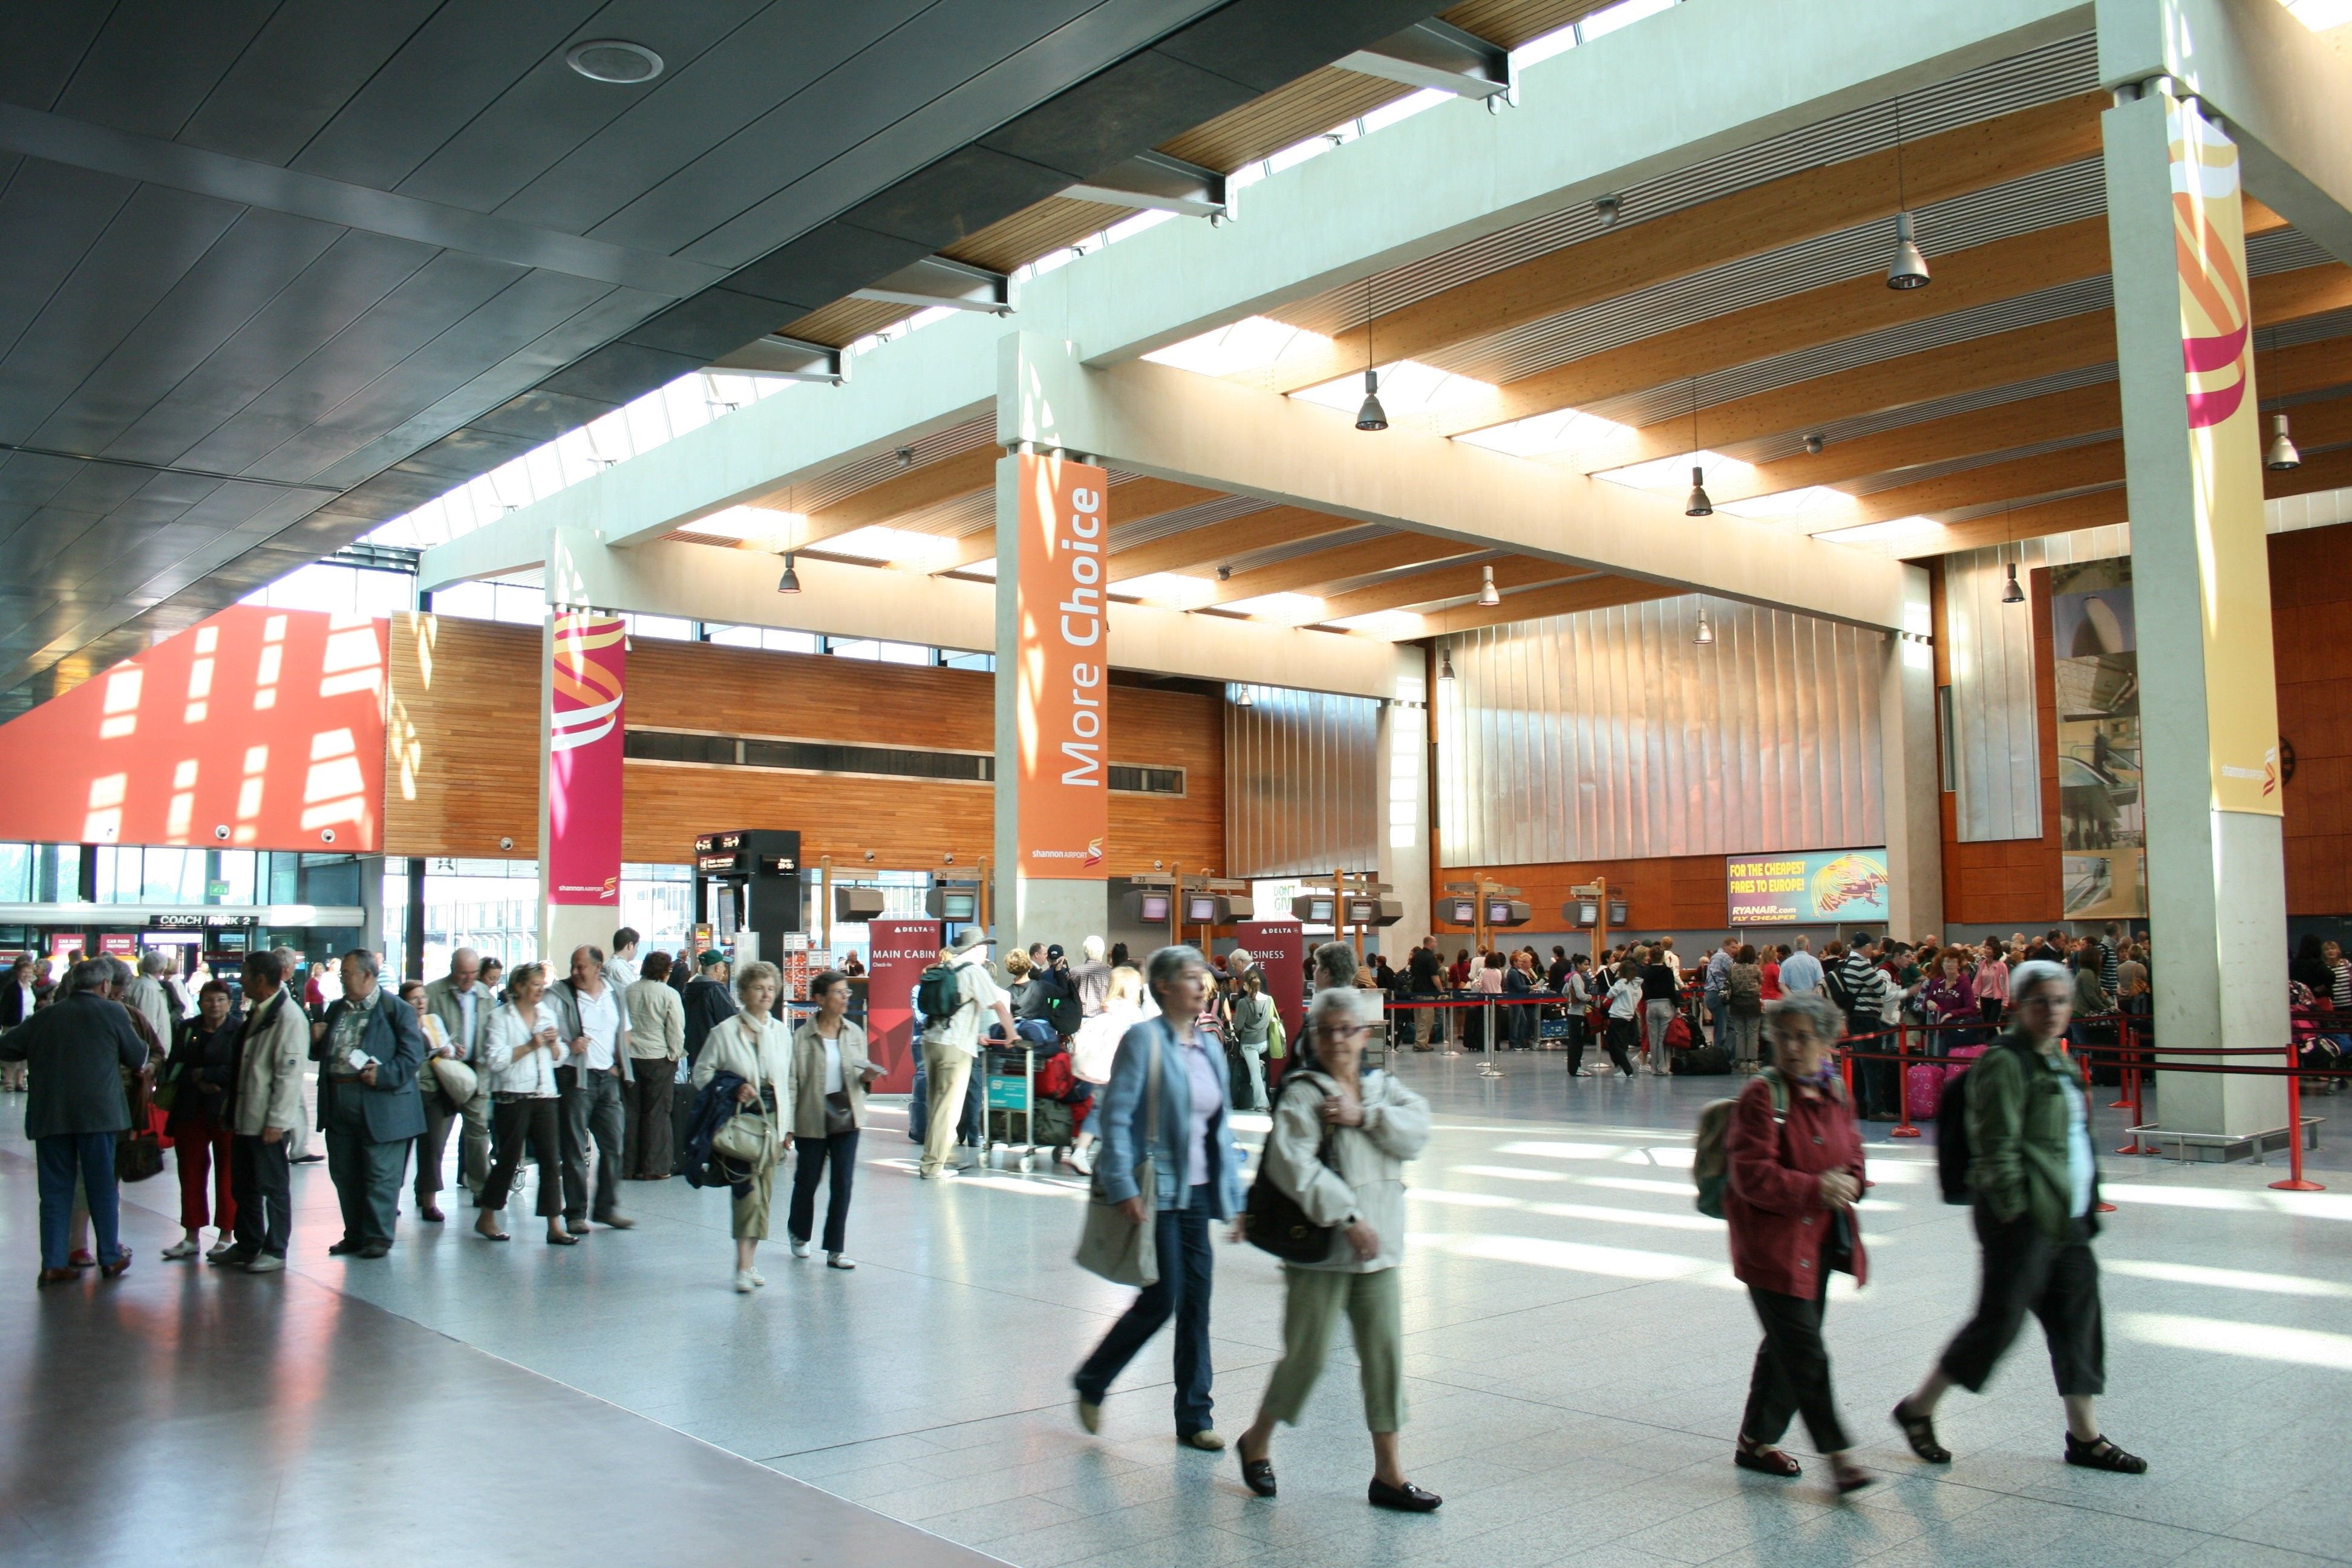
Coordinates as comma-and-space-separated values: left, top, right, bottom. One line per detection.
1138, 892, 1171, 923
1186, 893, 1219, 923
1305, 897, 1333, 923
1725, 849, 1889, 924
937, 890, 978, 922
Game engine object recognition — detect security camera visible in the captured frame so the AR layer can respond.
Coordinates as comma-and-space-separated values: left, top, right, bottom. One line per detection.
864, 851, 877, 862
942, 852, 955, 864
212, 825, 230, 841
320, 828, 336, 844
498, 836, 515, 851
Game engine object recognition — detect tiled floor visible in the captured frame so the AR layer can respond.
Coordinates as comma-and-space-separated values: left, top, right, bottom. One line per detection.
6, 1047, 2348, 1568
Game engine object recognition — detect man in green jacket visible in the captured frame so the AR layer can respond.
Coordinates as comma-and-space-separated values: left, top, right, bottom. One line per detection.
1890, 960, 2147, 1475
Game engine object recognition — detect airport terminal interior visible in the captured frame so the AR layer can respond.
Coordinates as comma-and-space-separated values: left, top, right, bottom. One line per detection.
3, 2, 2352, 1564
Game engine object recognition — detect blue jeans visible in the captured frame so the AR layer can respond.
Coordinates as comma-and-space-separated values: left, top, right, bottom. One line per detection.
38, 1132, 119, 1270
1075, 1183, 1217, 1434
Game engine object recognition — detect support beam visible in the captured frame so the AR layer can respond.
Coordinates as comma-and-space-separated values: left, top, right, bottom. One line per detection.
1826, 439, 2126, 530
851, 255, 1011, 315
1065, 149, 1227, 219
1880, 564, 1943, 938
542, 530, 1403, 697
1197, 532, 1471, 607
2099, 0, 2352, 266
1725, 382, 2123, 503
759, 446, 999, 545
1004, 335, 1909, 629
1310, 555, 1574, 620
1442, 215, 2115, 437
1256, 92, 2110, 396
707, 335, 844, 384
1417, 575, 1678, 634
1570, 249, 2341, 474
1106, 506, 1360, 580
1339, 18, 1514, 101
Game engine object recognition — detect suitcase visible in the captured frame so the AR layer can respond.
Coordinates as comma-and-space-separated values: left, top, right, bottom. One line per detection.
1904, 1062, 1946, 1121
1674, 1044, 1731, 1075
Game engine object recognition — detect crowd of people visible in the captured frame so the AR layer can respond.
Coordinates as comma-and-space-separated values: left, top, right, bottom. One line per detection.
0, 912, 2264, 1512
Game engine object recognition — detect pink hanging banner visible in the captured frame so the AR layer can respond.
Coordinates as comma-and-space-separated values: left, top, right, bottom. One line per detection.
546, 613, 626, 906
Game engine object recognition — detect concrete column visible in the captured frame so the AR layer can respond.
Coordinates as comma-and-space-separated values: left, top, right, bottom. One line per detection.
991, 452, 1109, 955
358, 856, 388, 960
1376, 650, 1431, 956
1880, 564, 1944, 941
2103, 83, 2289, 1143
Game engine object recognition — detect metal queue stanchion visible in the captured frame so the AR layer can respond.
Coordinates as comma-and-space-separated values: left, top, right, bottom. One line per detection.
1479, 993, 1502, 1077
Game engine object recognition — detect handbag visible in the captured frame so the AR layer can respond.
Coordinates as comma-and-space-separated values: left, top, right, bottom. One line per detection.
117, 1128, 165, 1183
710, 1107, 779, 1172
1074, 1024, 1163, 1287
151, 1057, 185, 1114
823, 1090, 855, 1137
1243, 1079, 1339, 1263
431, 1056, 478, 1105
1264, 1009, 1286, 1061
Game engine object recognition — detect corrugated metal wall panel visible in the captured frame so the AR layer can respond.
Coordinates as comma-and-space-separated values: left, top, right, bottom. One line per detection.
1438, 596, 1886, 864
1225, 685, 1379, 877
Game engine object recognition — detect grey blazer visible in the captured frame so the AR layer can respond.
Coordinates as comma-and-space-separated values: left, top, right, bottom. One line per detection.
0, 993, 149, 1138
546, 978, 635, 1083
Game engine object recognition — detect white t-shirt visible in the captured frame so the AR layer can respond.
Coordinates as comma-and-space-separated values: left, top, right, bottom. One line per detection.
822, 1031, 844, 1095
575, 984, 622, 1071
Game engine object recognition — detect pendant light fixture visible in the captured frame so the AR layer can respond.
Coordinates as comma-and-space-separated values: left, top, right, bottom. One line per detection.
1886, 97, 1930, 290
1685, 379, 1713, 517
1233, 684, 1255, 708
2263, 338, 2301, 469
1999, 501, 2024, 604
1437, 647, 1455, 684
1355, 278, 1388, 432
1477, 563, 1500, 606
777, 553, 802, 594
1693, 606, 1714, 645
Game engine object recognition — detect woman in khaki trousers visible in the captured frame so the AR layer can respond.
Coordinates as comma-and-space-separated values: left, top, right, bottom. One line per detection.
691, 961, 794, 1293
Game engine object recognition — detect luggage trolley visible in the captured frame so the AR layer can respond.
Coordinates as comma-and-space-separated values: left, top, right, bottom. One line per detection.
984, 1039, 1042, 1172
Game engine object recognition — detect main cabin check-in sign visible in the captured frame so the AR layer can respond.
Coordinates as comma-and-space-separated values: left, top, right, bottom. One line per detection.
1015, 453, 1109, 878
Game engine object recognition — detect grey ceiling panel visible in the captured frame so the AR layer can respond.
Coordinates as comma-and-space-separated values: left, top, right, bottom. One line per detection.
175, 2, 443, 166
289, 3, 606, 192
51, 0, 279, 140
0, 0, 1455, 716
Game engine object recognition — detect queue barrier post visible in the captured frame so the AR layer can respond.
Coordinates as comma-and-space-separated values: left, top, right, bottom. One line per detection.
1838, 1046, 1855, 1104
1887, 1024, 1922, 1138
2114, 1019, 2148, 1155
2269, 1039, 2325, 1193
1478, 996, 1503, 1078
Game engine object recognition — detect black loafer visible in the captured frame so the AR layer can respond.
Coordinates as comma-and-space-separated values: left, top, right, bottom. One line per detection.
327, 1239, 362, 1256
1239, 1455, 1276, 1498
1368, 1478, 1442, 1512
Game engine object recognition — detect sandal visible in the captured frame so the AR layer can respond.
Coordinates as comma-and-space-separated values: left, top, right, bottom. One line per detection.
474, 1221, 511, 1243
1892, 1399, 1951, 1464
1734, 1438, 1802, 1478
2064, 1433, 2148, 1474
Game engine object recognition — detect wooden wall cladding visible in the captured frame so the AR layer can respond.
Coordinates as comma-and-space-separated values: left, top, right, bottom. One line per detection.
2272, 524, 2352, 915
385, 616, 1223, 875
1939, 522, 2352, 926
1434, 854, 1732, 938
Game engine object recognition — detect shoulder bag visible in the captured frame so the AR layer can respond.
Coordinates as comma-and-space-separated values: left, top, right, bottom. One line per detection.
1074, 1024, 1163, 1286
431, 1056, 479, 1106
1243, 1076, 1341, 1262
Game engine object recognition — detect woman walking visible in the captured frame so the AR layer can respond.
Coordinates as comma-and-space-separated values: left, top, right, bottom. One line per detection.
693, 959, 795, 1293
161, 980, 244, 1261
1226, 965, 1274, 1111
1073, 946, 1246, 1450
475, 963, 571, 1247
1892, 961, 2147, 1475
788, 970, 880, 1270
1233, 988, 1437, 1511
1721, 993, 1873, 1494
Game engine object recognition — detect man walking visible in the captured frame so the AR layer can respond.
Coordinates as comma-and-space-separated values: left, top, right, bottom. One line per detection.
218, 949, 309, 1272
422, 947, 492, 1206
314, 949, 426, 1258
549, 944, 635, 1235
918, 930, 1014, 1180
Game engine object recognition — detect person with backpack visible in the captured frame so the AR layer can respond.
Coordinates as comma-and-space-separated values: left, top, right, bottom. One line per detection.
916, 930, 1014, 1180
1723, 946, 1766, 1070
1710, 991, 1872, 1494
1232, 986, 1437, 1512
1892, 960, 2147, 1477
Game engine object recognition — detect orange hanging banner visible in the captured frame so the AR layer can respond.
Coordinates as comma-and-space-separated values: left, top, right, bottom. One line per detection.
1014, 452, 1110, 879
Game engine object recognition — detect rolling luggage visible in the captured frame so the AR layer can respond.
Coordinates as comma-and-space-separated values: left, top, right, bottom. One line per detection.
1904, 1062, 1945, 1121
1674, 1044, 1731, 1075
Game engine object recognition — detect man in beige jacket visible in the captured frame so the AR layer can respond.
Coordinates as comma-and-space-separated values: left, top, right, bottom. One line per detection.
219, 949, 310, 1272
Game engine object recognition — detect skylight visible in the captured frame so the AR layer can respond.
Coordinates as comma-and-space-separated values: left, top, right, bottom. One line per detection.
1113, 572, 1218, 609
1292, 360, 1498, 426
1811, 516, 1947, 550
1145, 316, 1333, 378
1719, 486, 1861, 527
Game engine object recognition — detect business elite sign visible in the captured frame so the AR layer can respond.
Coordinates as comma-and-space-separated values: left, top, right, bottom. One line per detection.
544, 612, 626, 906
1014, 452, 1110, 878
1726, 849, 1890, 926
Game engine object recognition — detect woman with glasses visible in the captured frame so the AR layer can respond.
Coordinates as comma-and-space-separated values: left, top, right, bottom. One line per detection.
1233, 987, 1437, 1511
1892, 961, 2146, 1476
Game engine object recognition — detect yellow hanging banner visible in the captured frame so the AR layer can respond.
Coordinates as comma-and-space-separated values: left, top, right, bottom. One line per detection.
2169, 101, 2281, 815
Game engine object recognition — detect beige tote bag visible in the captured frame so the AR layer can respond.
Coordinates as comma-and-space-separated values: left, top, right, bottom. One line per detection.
1074, 1025, 1163, 1286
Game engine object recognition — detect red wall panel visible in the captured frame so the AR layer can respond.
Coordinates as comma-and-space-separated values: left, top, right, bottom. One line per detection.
0, 606, 387, 853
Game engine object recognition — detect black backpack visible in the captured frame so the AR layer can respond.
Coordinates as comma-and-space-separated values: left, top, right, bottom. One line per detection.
916, 964, 965, 1024
1936, 1040, 2021, 1204
1042, 972, 1082, 1038
1823, 961, 1856, 1014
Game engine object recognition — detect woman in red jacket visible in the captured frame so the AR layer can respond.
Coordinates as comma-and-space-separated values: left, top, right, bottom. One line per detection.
1722, 990, 1873, 1494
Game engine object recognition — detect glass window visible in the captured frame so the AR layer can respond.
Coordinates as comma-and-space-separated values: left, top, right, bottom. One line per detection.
825, 638, 928, 664
0, 843, 31, 903
625, 614, 693, 641
939, 649, 995, 672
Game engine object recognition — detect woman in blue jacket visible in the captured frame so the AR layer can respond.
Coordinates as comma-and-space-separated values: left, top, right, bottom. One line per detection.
1072, 945, 1248, 1451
